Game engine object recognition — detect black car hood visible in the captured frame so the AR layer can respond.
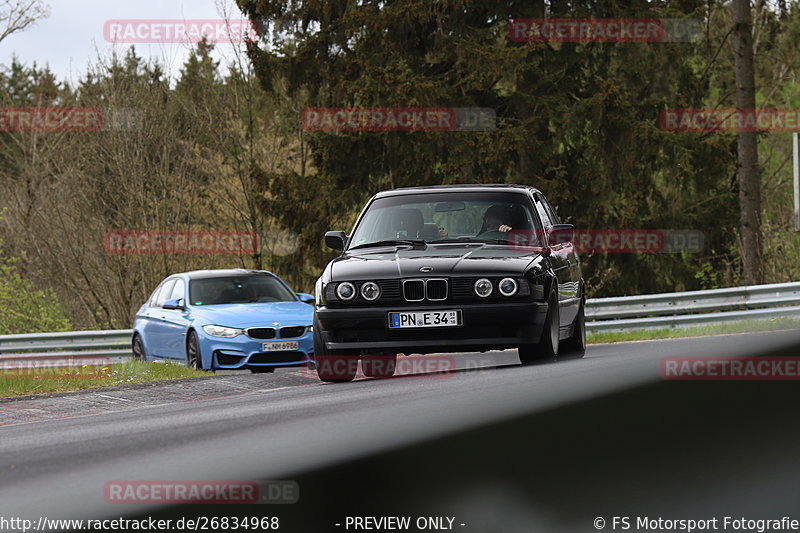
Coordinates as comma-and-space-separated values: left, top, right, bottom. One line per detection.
330, 244, 543, 280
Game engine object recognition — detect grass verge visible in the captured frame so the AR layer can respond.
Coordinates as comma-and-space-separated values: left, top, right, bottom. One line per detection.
588, 317, 800, 344
0, 360, 209, 399
3, 319, 799, 398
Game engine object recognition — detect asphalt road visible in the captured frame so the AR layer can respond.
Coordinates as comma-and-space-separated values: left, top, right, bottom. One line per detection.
0, 330, 799, 531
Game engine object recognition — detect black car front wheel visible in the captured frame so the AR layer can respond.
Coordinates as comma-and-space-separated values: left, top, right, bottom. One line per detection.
560, 296, 586, 358
519, 286, 560, 364
186, 331, 203, 370
313, 314, 357, 383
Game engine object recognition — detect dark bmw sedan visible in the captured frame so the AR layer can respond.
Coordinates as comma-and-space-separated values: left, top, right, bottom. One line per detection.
313, 184, 585, 382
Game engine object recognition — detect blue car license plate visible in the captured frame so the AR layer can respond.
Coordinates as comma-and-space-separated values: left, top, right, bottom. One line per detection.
262, 341, 299, 352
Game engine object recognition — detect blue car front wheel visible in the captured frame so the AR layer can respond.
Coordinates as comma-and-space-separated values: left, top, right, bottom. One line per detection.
186, 331, 203, 370
132, 334, 146, 361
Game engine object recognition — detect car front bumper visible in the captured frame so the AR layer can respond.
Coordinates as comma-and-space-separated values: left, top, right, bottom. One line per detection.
316, 301, 548, 354
199, 332, 314, 370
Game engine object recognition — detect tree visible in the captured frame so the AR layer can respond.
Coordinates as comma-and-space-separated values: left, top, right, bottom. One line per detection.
0, 0, 49, 44
236, 0, 738, 295
0, 216, 70, 334
732, 0, 763, 285
0, 45, 307, 328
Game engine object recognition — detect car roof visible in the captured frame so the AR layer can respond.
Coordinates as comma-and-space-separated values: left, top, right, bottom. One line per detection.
175, 269, 279, 281
373, 184, 541, 198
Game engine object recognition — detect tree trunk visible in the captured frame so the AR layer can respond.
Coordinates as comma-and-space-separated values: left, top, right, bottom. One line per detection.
732, 0, 763, 285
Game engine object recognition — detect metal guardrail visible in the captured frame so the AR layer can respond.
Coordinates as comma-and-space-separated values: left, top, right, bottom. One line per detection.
0, 282, 798, 364
586, 281, 800, 332
0, 330, 133, 367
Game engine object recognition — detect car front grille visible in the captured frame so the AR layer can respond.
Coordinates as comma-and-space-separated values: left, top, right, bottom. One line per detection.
216, 351, 244, 365
425, 279, 448, 301
247, 327, 276, 340
450, 277, 474, 298
402, 279, 448, 302
403, 280, 425, 302
279, 326, 306, 338
330, 277, 529, 305
378, 280, 401, 300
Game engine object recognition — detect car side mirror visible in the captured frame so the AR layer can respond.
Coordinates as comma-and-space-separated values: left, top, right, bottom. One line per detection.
296, 292, 315, 305
162, 298, 186, 310
325, 231, 348, 251
547, 224, 575, 246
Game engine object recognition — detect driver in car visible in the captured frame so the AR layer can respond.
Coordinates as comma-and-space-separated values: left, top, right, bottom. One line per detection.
482, 205, 513, 233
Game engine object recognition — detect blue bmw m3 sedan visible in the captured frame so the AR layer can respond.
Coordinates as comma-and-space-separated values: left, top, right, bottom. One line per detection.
132, 269, 315, 372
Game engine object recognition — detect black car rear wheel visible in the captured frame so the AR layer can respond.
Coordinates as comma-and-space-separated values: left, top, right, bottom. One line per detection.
362, 354, 397, 379
314, 314, 357, 383
519, 286, 559, 364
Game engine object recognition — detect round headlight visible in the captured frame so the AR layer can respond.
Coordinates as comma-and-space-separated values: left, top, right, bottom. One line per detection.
474, 278, 493, 298
499, 277, 518, 297
361, 281, 381, 301
336, 282, 356, 301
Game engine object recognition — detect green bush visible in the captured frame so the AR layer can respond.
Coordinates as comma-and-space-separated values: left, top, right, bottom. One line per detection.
0, 256, 71, 335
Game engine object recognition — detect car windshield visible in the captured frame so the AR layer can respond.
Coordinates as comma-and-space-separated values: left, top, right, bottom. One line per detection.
189, 275, 296, 306
348, 191, 542, 249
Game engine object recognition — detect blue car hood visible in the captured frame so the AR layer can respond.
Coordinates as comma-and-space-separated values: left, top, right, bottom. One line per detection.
191, 301, 313, 328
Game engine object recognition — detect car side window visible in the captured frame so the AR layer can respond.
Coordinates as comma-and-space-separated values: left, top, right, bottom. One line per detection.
534, 196, 554, 229
148, 283, 164, 308
170, 279, 186, 304
154, 279, 177, 307
540, 195, 561, 225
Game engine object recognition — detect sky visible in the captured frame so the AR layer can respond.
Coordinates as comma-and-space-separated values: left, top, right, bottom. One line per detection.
0, 0, 250, 84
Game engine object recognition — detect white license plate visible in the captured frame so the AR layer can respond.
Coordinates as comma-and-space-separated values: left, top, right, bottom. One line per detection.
388, 310, 462, 329
262, 341, 299, 352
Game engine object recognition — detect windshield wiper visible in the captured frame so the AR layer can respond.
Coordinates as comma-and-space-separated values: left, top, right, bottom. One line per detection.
430, 238, 513, 245
349, 239, 427, 250
428, 238, 482, 244
473, 238, 514, 245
